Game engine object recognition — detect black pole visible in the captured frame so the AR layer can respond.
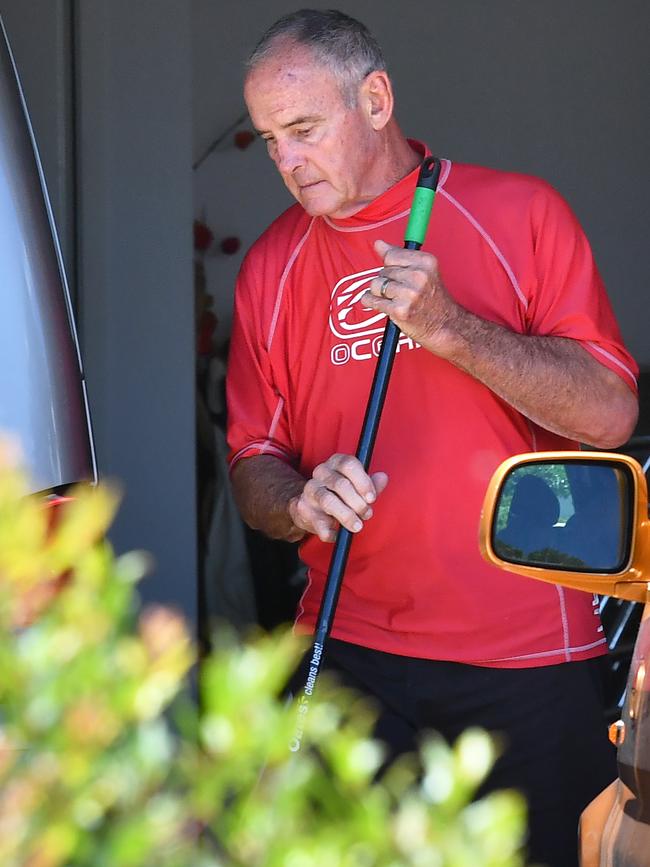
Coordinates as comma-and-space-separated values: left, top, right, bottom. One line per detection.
290, 156, 441, 752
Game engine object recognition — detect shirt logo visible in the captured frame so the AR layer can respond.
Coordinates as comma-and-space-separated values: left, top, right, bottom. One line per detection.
329, 268, 385, 339
328, 267, 420, 366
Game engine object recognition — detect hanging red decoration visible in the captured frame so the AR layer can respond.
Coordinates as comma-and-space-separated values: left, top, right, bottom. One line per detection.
193, 219, 214, 253
234, 130, 255, 150
220, 236, 241, 255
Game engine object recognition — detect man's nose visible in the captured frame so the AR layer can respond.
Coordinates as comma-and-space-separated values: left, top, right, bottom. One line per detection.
274, 140, 303, 174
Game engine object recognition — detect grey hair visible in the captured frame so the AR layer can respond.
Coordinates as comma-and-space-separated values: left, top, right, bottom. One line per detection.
245, 9, 387, 107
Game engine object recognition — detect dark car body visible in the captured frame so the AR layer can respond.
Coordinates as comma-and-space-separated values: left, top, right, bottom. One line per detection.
0, 17, 95, 493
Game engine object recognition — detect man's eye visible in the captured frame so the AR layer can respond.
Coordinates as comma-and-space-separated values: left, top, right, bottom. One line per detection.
295, 128, 312, 138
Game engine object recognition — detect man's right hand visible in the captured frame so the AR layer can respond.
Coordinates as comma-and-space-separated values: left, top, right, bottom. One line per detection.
288, 454, 389, 543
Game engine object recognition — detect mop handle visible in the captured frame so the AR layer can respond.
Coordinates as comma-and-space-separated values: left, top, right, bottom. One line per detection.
290, 157, 441, 752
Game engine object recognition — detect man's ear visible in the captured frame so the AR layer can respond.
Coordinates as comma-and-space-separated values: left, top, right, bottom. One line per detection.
361, 70, 393, 131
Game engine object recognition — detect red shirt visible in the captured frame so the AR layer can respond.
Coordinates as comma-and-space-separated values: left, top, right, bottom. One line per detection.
227, 143, 638, 667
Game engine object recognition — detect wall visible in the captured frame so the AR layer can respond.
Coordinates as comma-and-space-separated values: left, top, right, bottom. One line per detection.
76, 2, 197, 622
1, 1, 197, 628
193, 0, 649, 370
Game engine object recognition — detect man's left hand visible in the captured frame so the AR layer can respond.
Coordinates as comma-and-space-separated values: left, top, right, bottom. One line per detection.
362, 239, 465, 358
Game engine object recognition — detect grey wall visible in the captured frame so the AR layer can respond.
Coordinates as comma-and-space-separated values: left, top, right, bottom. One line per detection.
75, 2, 197, 622
193, 0, 649, 368
1, 2, 197, 625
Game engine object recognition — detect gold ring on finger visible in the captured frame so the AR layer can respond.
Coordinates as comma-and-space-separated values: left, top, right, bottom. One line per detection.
380, 276, 391, 298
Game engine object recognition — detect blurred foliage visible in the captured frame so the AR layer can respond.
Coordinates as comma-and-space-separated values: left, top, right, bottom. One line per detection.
0, 450, 527, 866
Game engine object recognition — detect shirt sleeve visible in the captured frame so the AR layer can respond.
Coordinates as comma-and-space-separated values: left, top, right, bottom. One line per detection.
524, 184, 638, 393
226, 256, 296, 470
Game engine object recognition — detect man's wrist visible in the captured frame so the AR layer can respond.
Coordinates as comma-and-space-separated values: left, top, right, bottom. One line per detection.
418, 300, 470, 362
286, 494, 308, 542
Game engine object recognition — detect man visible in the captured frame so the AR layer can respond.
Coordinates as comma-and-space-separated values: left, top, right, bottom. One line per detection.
226, 10, 638, 866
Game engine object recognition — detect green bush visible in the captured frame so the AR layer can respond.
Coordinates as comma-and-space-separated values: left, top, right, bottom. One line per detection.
0, 452, 527, 866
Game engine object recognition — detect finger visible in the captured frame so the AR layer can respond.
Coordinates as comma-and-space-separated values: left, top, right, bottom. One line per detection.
313, 486, 365, 533
370, 270, 400, 298
292, 494, 342, 542
312, 464, 374, 518
305, 470, 387, 533
312, 516, 338, 543
327, 454, 380, 503
368, 279, 392, 302
361, 289, 391, 312
370, 471, 389, 496
373, 239, 400, 265
375, 238, 438, 271
302, 478, 366, 533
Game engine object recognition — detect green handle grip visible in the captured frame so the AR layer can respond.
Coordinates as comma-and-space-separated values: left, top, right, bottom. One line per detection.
404, 186, 436, 246
403, 156, 441, 246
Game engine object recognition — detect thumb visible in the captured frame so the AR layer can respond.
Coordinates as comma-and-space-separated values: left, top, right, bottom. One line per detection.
370, 471, 389, 496
373, 238, 391, 260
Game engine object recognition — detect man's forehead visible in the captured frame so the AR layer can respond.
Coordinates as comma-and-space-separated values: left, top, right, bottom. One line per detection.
245, 63, 345, 131
245, 44, 341, 103
247, 39, 318, 77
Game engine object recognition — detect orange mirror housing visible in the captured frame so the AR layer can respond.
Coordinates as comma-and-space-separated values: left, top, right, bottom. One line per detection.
479, 452, 650, 603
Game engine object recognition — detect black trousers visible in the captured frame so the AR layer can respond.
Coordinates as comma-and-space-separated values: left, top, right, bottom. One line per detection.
291, 639, 617, 867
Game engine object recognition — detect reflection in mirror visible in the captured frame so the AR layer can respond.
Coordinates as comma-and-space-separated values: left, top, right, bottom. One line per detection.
492, 462, 631, 572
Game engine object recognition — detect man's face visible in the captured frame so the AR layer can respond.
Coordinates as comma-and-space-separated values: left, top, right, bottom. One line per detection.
244, 46, 379, 219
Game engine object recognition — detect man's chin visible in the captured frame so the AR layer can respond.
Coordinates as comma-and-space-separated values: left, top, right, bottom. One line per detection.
299, 197, 362, 220
296, 188, 367, 219
301, 202, 336, 217
297, 191, 338, 218
291, 184, 361, 219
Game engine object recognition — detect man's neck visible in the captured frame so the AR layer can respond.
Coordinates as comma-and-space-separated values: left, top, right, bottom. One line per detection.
382, 130, 422, 189
337, 127, 421, 219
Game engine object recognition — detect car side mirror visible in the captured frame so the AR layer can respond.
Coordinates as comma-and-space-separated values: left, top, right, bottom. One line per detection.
479, 452, 650, 603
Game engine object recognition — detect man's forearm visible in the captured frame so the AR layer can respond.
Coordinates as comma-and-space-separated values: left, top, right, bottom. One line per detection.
365, 242, 637, 448
437, 308, 638, 448
230, 454, 307, 542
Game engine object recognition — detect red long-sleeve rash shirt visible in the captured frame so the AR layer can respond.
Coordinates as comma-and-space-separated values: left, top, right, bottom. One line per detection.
227, 145, 638, 667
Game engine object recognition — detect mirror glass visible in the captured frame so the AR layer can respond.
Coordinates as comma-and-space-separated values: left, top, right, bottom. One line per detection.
492, 461, 632, 572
